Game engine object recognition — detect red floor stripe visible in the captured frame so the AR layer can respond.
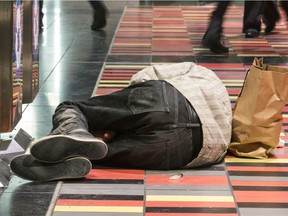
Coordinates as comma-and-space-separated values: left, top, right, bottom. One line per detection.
234, 191, 288, 202
146, 201, 236, 208
85, 169, 145, 180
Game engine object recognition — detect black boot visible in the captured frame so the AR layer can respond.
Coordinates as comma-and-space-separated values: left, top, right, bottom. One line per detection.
10, 154, 91, 182
202, 19, 229, 53
30, 107, 108, 163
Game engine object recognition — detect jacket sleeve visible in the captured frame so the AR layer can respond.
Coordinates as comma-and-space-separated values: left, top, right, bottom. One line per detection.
129, 62, 196, 85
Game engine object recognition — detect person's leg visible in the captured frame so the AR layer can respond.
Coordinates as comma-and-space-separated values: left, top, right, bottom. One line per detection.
30, 80, 178, 164
262, 1, 280, 34
30, 104, 108, 163
89, 0, 107, 30
10, 81, 203, 180
243, 1, 265, 37
202, 1, 231, 53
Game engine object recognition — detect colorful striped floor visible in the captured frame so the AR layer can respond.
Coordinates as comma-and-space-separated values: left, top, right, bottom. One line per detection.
52, 5, 288, 216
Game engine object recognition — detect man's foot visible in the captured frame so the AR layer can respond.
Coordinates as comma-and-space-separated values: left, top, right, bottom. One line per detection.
10, 154, 91, 182
202, 36, 229, 53
30, 135, 108, 163
245, 28, 259, 38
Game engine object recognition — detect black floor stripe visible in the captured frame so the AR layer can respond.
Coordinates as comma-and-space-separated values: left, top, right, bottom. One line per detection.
238, 202, 288, 208
63, 179, 144, 184
59, 194, 144, 200
232, 186, 288, 191
145, 207, 237, 213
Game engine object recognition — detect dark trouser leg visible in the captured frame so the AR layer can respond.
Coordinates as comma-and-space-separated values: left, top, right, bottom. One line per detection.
11, 81, 203, 181
243, 1, 280, 36
30, 98, 109, 163
243, 1, 264, 33
88, 0, 107, 30
89, 0, 103, 9
262, 1, 280, 33
202, 1, 231, 53
61, 81, 201, 169
211, 1, 230, 19
58, 81, 202, 170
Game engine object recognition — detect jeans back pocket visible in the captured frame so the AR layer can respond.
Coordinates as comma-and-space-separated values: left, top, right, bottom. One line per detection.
128, 81, 170, 114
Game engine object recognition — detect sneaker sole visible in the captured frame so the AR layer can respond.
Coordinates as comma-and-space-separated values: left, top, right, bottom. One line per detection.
10, 154, 92, 182
30, 135, 108, 163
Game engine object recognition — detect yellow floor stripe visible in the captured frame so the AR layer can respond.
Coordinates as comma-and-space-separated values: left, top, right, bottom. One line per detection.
271, 45, 288, 48
98, 84, 129, 88
229, 96, 238, 100
146, 195, 234, 202
54, 206, 143, 213
237, 54, 280, 57
225, 158, 288, 163
224, 83, 244, 87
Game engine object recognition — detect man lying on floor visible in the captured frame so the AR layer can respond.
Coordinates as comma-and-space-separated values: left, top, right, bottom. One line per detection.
10, 62, 232, 181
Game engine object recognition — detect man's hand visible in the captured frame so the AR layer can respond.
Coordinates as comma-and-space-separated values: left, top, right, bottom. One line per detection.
102, 131, 115, 142
92, 130, 115, 142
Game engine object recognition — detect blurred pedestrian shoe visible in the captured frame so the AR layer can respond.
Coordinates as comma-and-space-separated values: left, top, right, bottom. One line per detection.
245, 28, 259, 38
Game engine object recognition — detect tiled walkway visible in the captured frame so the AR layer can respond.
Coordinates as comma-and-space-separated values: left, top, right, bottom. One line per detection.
53, 5, 288, 216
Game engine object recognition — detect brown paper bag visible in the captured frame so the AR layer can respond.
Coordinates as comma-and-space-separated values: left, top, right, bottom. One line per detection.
229, 58, 288, 159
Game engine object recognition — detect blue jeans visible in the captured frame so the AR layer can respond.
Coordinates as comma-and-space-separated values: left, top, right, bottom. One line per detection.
52, 80, 202, 170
